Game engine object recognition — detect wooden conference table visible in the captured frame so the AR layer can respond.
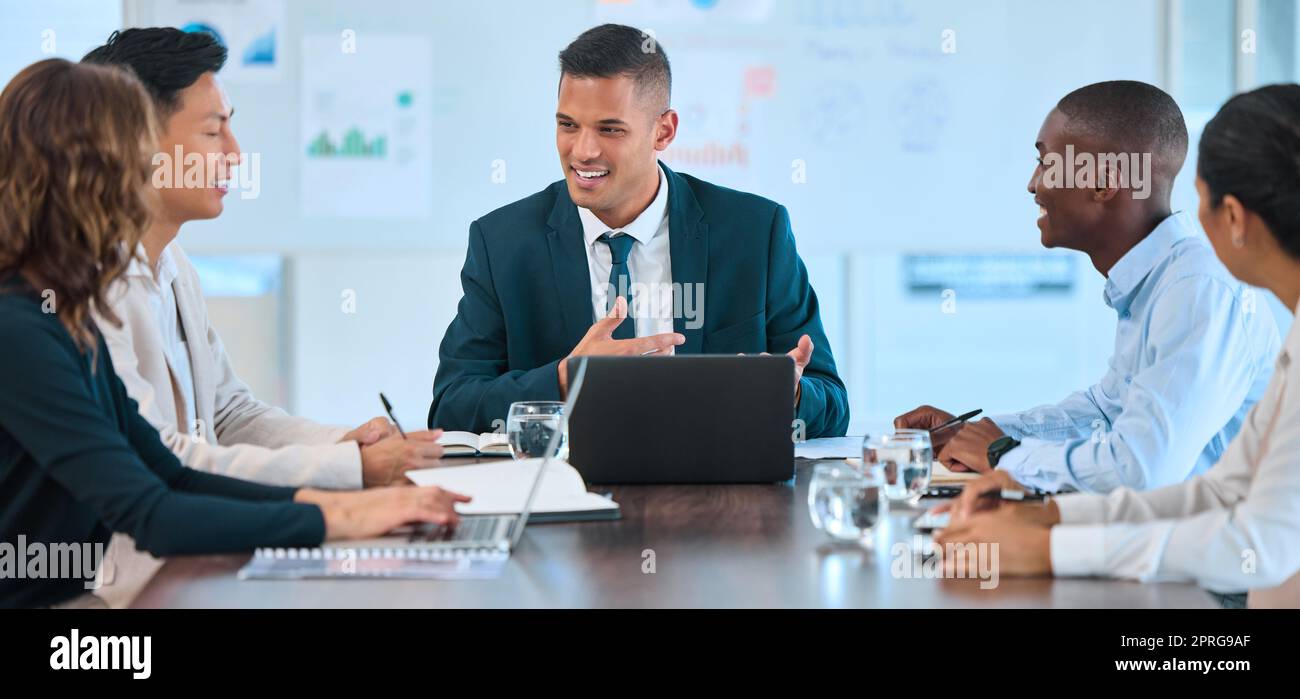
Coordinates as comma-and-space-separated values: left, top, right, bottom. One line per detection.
132, 458, 1218, 608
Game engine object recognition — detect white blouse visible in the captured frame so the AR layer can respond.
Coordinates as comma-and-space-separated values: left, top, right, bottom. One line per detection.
1050, 299, 1300, 600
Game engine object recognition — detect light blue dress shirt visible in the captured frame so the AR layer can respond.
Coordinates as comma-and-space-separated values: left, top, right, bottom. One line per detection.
991, 213, 1281, 493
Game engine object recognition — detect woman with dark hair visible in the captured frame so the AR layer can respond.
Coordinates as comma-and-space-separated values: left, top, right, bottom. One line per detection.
934, 84, 1300, 607
0, 59, 468, 608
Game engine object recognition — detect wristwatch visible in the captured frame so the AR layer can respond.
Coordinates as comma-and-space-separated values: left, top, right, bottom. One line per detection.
987, 436, 1021, 468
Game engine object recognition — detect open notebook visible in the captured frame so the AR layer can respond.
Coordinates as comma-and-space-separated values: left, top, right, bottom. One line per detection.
406, 458, 620, 522
438, 431, 512, 457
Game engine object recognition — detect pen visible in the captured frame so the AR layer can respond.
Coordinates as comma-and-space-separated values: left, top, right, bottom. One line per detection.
929, 409, 983, 436
378, 392, 407, 439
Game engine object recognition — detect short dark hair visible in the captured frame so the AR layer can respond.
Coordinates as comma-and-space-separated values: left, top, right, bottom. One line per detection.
82, 27, 227, 116
1056, 80, 1189, 184
1199, 83, 1300, 259
558, 24, 670, 112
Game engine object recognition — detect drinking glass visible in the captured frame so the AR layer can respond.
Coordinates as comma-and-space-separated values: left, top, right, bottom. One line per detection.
506, 401, 567, 460
864, 430, 933, 505
807, 463, 885, 544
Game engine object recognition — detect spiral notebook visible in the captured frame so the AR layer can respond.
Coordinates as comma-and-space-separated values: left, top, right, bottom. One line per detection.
237, 536, 511, 580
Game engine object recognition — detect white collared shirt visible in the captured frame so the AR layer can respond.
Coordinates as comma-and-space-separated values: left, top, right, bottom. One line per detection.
576, 164, 674, 339
1050, 299, 1300, 596
126, 243, 197, 430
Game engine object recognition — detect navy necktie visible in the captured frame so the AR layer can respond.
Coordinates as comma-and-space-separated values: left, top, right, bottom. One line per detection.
598, 232, 636, 339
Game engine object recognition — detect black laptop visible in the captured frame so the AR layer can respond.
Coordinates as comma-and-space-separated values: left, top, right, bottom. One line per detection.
564, 355, 795, 484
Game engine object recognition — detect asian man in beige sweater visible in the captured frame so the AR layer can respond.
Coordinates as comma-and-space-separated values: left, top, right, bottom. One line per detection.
80, 29, 446, 606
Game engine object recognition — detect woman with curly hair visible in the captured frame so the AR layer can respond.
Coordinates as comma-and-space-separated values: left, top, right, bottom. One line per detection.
0, 59, 468, 608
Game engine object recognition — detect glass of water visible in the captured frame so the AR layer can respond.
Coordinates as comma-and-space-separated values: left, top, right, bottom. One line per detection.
807, 463, 885, 545
864, 430, 933, 505
506, 401, 567, 460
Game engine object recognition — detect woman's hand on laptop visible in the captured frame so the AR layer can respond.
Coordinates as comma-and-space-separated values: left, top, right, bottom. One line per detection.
296, 486, 472, 541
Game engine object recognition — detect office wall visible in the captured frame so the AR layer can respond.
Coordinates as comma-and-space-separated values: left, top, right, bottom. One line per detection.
132, 0, 1166, 253
148, 0, 1151, 431
0, 1, 121, 85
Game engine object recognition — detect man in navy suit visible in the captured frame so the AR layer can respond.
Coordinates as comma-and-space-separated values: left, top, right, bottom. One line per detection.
430, 24, 848, 438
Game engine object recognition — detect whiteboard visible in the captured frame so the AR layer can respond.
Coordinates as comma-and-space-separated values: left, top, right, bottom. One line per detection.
0, 0, 123, 86
126, 0, 1162, 254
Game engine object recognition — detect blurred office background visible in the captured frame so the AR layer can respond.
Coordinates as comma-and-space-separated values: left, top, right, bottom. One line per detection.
0, 0, 1294, 433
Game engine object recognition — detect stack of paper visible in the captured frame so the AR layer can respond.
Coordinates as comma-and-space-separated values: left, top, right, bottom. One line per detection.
405, 458, 619, 522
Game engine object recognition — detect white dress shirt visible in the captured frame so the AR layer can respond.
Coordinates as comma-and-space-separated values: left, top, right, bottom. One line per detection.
134, 245, 198, 429
1050, 298, 1300, 599
577, 163, 674, 339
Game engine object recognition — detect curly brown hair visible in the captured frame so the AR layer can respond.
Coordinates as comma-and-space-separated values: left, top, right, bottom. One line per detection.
0, 58, 159, 351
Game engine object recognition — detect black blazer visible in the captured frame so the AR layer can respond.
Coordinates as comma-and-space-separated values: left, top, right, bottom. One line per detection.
0, 278, 324, 608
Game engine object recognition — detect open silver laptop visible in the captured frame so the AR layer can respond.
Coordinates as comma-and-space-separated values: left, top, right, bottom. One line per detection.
236, 360, 589, 580
404, 357, 588, 553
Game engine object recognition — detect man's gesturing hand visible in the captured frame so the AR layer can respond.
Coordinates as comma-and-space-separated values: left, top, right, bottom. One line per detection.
558, 296, 685, 395
787, 334, 814, 406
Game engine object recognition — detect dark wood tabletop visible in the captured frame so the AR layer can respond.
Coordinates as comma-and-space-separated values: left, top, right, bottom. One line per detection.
131, 459, 1218, 608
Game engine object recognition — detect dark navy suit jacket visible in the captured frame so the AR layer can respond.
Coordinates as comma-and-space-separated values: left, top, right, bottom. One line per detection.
429, 162, 849, 438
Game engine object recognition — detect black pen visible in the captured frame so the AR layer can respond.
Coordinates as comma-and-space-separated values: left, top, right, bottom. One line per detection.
929, 409, 983, 436
378, 392, 407, 439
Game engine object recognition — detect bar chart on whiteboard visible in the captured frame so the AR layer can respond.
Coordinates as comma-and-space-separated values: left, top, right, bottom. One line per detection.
299, 35, 432, 219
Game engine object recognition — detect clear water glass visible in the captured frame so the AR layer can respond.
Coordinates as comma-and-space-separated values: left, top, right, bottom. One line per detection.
506, 401, 567, 460
864, 430, 933, 505
807, 463, 885, 544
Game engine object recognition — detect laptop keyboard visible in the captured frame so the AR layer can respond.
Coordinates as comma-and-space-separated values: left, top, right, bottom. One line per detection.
410, 516, 507, 544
